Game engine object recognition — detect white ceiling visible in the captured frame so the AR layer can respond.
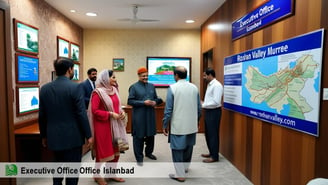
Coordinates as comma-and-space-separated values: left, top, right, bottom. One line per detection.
44, 0, 226, 29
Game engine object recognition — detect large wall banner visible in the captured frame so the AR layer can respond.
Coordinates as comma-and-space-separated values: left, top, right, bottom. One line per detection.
224, 29, 324, 136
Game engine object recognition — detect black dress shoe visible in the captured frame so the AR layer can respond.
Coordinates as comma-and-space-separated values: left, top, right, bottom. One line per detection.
137, 161, 143, 166
146, 154, 157, 160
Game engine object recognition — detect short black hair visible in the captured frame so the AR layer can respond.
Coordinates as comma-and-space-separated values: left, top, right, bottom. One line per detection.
205, 68, 216, 77
54, 58, 74, 76
108, 70, 113, 78
87, 68, 97, 75
174, 67, 187, 79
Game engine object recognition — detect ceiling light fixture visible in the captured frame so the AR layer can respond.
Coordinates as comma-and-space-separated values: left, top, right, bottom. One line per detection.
185, 20, 195, 24
70, 10, 76, 13
208, 23, 226, 31
86, 12, 97, 17
117, 5, 160, 23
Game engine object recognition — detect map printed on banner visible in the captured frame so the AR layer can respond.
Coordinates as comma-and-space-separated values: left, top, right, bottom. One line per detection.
224, 29, 324, 136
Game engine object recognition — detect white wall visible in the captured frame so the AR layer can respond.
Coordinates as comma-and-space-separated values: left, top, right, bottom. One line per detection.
83, 29, 201, 104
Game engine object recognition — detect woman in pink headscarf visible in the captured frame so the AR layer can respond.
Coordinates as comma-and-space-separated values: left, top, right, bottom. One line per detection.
88, 69, 128, 185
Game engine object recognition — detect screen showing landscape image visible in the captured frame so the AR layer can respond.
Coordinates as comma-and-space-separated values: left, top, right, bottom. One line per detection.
147, 57, 191, 87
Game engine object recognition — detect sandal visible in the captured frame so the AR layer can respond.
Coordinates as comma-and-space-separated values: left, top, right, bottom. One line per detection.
169, 174, 185, 182
110, 177, 125, 182
94, 177, 108, 185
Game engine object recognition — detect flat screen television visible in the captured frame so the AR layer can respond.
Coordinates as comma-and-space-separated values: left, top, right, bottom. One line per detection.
147, 57, 191, 87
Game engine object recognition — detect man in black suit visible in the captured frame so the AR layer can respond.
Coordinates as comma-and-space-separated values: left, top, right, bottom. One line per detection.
81, 67, 97, 108
39, 58, 93, 185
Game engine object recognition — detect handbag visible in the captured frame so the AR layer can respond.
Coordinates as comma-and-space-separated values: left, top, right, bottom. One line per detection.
111, 112, 129, 152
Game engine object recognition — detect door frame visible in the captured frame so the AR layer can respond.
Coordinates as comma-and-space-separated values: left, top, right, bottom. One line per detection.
201, 48, 214, 99
0, 0, 15, 184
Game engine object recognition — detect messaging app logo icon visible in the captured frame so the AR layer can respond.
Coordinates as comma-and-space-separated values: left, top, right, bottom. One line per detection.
5, 164, 18, 176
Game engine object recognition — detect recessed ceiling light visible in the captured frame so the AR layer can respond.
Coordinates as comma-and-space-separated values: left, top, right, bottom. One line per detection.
185, 20, 195, 24
86, 12, 97, 17
70, 9, 76, 13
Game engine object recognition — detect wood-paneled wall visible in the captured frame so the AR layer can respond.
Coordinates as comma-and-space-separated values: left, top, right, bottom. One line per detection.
200, 0, 328, 184
0, 1, 15, 185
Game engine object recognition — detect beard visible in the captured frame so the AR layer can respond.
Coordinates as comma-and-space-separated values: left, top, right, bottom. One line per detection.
69, 72, 74, 80
91, 76, 97, 81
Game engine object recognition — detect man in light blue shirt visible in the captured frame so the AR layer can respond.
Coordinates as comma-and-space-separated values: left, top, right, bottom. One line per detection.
163, 66, 201, 182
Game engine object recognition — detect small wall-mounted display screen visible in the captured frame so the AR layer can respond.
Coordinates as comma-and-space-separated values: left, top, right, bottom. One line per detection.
147, 57, 191, 87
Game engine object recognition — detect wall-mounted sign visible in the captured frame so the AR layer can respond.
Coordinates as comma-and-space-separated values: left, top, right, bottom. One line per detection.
72, 63, 80, 81
70, 42, 80, 62
57, 36, 70, 58
14, 19, 39, 55
224, 29, 324, 136
16, 53, 39, 84
16, 85, 39, 116
113, 58, 124, 72
232, 0, 294, 40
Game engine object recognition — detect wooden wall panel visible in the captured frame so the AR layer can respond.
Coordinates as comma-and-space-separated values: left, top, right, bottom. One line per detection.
260, 121, 272, 185
232, 113, 247, 174
0, 0, 14, 163
316, 0, 328, 178
219, 110, 234, 158
0, 0, 8, 163
300, 135, 315, 183
250, 119, 262, 185
0, 1, 15, 185
201, 0, 327, 184
269, 126, 282, 185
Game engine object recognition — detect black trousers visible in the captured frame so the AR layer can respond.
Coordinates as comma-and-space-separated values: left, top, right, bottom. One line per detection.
133, 135, 154, 162
53, 146, 82, 185
204, 107, 222, 161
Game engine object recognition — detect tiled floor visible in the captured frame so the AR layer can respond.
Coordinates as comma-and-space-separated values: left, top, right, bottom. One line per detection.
17, 133, 253, 185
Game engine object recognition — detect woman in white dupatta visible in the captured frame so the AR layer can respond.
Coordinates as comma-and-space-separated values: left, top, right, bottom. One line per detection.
88, 69, 128, 185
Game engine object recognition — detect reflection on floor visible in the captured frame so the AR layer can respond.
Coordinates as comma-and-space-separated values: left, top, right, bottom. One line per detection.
17, 133, 253, 185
